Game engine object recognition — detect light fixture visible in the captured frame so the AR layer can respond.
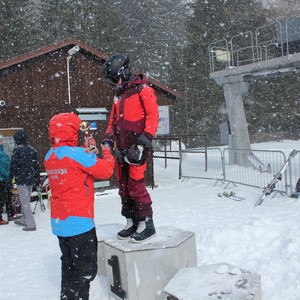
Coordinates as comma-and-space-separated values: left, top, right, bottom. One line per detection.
68, 46, 80, 57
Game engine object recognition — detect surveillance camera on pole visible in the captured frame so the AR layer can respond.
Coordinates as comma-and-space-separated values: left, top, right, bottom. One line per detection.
67, 46, 80, 105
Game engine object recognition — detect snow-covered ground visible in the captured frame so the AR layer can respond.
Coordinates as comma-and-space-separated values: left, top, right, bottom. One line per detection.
1, 140, 300, 300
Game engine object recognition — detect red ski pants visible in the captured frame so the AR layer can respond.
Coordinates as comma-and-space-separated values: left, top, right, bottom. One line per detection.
116, 161, 153, 220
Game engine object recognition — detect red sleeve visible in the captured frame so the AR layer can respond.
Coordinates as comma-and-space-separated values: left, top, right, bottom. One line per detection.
139, 86, 159, 137
86, 148, 115, 180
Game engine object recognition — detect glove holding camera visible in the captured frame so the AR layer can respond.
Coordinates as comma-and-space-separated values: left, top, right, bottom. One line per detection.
81, 133, 99, 154
102, 139, 122, 162
102, 138, 111, 148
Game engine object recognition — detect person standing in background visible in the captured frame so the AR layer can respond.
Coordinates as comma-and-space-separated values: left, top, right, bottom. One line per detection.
9, 130, 40, 231
0, 135, 14, 225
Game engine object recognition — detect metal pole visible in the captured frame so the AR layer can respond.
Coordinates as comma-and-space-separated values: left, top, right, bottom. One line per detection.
67, 56, 71, 105
66, 46, 80, 105
184, 67, 189, 138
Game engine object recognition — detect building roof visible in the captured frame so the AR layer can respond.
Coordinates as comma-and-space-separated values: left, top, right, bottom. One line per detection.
0, 39, 180, 98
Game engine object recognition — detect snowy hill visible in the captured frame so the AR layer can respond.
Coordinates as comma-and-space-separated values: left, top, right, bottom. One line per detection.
1, 140, 300, 300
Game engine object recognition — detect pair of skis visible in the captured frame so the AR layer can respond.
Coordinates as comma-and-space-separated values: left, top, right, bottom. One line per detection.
218, 191, 244, 201
254, 149, 297, 207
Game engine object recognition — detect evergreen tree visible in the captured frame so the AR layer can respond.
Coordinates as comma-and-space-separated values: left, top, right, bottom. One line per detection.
40, 0, 81, 44
170, 0, 268, 145
108, 0, 188, 83
0, 0, 125, 60
246, 74, 300, 141
82, 0, 126, 54
0, 0, 32, 60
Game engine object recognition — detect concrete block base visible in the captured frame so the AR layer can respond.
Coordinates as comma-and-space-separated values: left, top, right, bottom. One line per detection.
164, 263, 261, 300
103, 226, 197, 300
96, 223, 123, 276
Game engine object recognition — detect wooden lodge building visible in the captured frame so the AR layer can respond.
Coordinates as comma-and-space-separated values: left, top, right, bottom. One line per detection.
0, 39, 178, 177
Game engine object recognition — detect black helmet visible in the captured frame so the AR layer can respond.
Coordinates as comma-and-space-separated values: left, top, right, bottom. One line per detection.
102, 53, 131, 86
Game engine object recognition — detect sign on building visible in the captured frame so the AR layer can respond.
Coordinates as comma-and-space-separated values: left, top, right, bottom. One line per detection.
157, 106, 170, 136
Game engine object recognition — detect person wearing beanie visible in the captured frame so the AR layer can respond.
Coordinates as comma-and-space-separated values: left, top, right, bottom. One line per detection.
9, 130, 40, 231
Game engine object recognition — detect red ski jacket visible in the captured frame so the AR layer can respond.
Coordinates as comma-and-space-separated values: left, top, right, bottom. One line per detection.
44, 113, 115, 237
105, 74, 159, 150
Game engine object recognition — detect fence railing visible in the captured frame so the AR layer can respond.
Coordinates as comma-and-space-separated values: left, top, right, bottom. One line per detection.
209, 15, 300, 73
180, 148, 222, 181
153, 135, 207, 170
180, 148, 300, 196
288, 150, 300, 195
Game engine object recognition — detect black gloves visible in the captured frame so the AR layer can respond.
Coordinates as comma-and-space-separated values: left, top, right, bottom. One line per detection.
137, 133, 153, 148
113, 148, 124, 164
124, 144, 146, 166
106, 133, 152, 165
124, 133, 152, 165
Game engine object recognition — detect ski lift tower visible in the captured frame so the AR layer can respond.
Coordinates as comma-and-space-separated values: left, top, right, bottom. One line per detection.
209, 16, 300, 167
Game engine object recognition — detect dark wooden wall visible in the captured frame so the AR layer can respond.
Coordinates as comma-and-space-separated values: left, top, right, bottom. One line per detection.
0, 46, 175, 173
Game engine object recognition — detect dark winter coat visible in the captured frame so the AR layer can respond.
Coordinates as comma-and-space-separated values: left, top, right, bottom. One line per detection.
9, 130, 40, 186
0, 144, 10, 181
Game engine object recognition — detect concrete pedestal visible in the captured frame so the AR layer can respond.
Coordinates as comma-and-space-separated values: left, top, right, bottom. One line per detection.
96, 223, 123, 276
164, 263, 261, 300
104, 226, 197, 300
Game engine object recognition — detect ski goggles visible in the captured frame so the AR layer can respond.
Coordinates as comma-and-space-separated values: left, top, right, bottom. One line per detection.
104, 66, 125, 86
104, 74, 120, 86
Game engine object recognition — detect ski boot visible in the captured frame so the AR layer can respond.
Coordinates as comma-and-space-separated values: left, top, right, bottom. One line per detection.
131, 216, 156, 243
117, 218, 138, 240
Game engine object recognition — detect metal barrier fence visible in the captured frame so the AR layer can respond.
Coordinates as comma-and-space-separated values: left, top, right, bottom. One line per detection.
153, 135, 207, 170
288, 150, 300, 195
180, 148, 222, 181
224, 149, 287, 191
180, 148, 300, 196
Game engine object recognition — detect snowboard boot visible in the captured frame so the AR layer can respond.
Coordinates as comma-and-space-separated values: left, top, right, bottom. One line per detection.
117, 218, 138, 240
131, 216, 156, 243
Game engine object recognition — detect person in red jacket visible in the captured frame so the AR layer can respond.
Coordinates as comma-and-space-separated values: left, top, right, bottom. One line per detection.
44, 113, 115, 300
102, 53, 159, 242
